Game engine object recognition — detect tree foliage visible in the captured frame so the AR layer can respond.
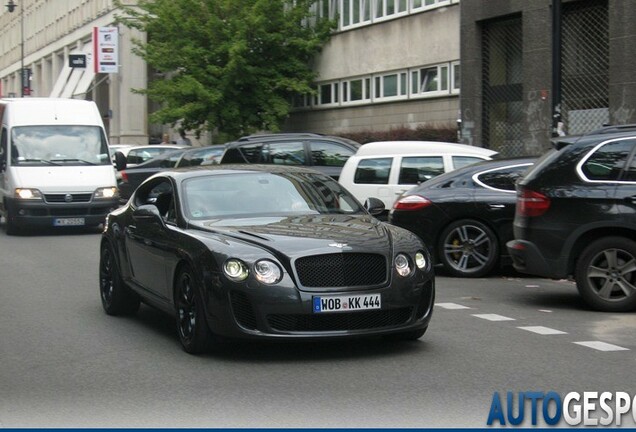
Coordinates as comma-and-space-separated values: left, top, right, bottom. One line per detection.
116, 0, 335, 139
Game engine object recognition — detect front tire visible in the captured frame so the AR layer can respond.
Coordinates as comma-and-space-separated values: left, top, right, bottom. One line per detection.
575, 237, 636, 312
438, 219, 498, 278
175, 266, 213, 354
99, 242, 140, 315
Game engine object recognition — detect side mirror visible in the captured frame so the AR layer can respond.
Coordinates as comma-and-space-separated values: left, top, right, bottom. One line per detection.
114, 151, 127, 171
132, 204, 163, 223
364, 197, 385, 216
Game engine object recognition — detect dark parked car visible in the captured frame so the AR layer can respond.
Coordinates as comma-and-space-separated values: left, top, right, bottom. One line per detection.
99, 165, 435, 353
507, 125, 636, 311
390, 158, 535, 277
219, 133, 361, 179
116, 145, 226, 203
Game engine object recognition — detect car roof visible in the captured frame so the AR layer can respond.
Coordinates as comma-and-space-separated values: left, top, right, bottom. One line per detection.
226, 133, 361, 148
153, 163, 322, 182
551, 124, 636, 150
354, 141, 498, 157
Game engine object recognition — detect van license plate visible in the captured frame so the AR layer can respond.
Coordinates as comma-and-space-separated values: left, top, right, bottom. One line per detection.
313, 294, 381, 313
53, 218, 85, 226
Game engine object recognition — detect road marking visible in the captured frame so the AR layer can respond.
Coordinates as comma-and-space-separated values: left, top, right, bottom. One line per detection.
435, 302, 471, 310
472, 313, 515, 321
518, 326, 567, 335
574, 341, 629, 352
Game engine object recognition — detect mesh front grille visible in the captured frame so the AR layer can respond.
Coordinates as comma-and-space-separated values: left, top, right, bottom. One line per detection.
44, 193, 92, 203
230, 291, 257, 330
268, 307, 412, 332
295, 253, 387, 288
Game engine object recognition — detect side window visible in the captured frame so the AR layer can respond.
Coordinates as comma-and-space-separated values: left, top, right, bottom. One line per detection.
310, 141, 355, 167
476, 164, 532, 191
236, 143, 264, 163
399, 156, 444, 184
135, 179, 175, 222
0, 127, 7, 171
453, 156, 485, 170
582, 139, 636, 181
266, 141, 305, 165
354, 158, 392, 184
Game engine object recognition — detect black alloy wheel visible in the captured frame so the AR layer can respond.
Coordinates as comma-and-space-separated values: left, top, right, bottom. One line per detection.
575, 237, 636, 312
438, 219, 499, 278
175, 267, 213, 354
99, 243, 140, 315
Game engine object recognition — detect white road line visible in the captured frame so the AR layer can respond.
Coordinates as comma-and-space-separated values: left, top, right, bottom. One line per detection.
472, 313, 515, 321
518, 326, 567, 335
574, 341, 630, 352
435, 302, 471, 310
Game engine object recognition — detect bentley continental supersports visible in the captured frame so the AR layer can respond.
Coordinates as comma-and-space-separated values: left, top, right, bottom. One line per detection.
99, 165, 435, 353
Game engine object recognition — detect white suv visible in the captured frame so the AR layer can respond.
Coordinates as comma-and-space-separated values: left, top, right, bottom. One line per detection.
339, 141, 497, 211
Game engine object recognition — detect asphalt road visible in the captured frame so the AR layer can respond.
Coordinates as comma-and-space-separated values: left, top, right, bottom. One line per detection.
1, 228, 635, 427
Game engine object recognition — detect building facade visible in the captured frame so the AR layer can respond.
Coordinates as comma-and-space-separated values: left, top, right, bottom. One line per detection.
0, 0, 149, 144
0, 0, 462, 144
461, 0, 636, 156
287, 0, 461, 136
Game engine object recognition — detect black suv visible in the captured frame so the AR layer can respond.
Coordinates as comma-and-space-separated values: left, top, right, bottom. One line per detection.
507, 125, 636, 311
219, 133, 361, 179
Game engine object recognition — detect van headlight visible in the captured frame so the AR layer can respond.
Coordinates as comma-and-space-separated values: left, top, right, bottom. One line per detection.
94, 187, 118, 199
15, 188, 42, 200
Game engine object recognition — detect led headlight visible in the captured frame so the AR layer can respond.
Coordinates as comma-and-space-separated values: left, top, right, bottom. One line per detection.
395, 253, 412, 277
415, 251, 427, 270
254, 260, 282, 284
224, 259, 249, 281
14, 188, 42, 200
94, 187, 118, 199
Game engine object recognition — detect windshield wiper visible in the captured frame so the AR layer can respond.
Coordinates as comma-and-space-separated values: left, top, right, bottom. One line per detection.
18, 158, 60, 166
50, 158, 97, 165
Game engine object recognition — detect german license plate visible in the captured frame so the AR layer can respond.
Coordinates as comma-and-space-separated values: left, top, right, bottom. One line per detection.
53, 217, 85, 226
313, 294, 381, 313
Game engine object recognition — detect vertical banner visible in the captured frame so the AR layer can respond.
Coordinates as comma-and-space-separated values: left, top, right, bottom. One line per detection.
93, 27, 119, 73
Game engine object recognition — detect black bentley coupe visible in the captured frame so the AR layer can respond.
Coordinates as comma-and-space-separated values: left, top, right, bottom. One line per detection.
99, 165, 435, 353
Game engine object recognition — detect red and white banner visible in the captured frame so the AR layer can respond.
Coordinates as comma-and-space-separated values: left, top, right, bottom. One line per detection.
93, 27, 119, 73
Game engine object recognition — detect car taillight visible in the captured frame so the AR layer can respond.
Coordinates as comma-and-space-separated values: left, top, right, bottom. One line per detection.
517, 189, 550, 217
120, 171, 128, 182
393, 195, 432, 211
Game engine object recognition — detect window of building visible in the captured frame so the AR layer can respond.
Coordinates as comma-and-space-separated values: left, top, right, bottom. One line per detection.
374, 0, 408, 21
375, 72, 407, 100
342, 0, 372, 29
411, 64, 449, 96
411, 0, 451, 12
451, 61, 460, 93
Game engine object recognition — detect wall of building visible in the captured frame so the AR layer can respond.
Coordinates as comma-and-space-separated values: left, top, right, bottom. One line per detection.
0, 0, 149, 144
287, 2, 460, 135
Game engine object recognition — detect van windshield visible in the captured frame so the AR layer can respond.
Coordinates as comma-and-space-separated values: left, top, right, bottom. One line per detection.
10, 125, 110, 166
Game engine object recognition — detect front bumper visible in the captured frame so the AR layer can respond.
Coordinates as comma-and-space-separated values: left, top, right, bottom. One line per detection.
205, 275, 435, 340
5, 197, 120, 230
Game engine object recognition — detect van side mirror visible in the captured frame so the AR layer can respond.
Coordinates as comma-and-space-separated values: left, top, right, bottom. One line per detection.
114, 151, 127, 171
364, 197, 385, 216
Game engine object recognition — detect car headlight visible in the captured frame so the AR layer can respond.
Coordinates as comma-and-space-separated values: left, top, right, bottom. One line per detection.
14, 188, 42, 200
94, 187, 118, 199
224, 259, 249, 281
395, 253, 412, 277
415, 251, 427, 270
254, 260, 282, 284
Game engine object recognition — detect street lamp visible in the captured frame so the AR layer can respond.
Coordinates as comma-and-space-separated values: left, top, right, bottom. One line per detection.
6, 0, 25, 97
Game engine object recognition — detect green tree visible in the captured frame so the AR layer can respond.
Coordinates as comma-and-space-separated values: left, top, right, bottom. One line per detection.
116, 0, 335, 140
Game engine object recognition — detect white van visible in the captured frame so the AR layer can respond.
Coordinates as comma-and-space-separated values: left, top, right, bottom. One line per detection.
0, 98, 118, 234
339, 141, 498, 211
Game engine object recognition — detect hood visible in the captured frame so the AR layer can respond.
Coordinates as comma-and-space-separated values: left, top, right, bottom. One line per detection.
190, 214, 392, 259
9, 165, 116, 193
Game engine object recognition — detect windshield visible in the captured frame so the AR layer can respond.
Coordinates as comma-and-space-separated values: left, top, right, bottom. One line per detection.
10, 125, 110, 166
182, 172, 365, 219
